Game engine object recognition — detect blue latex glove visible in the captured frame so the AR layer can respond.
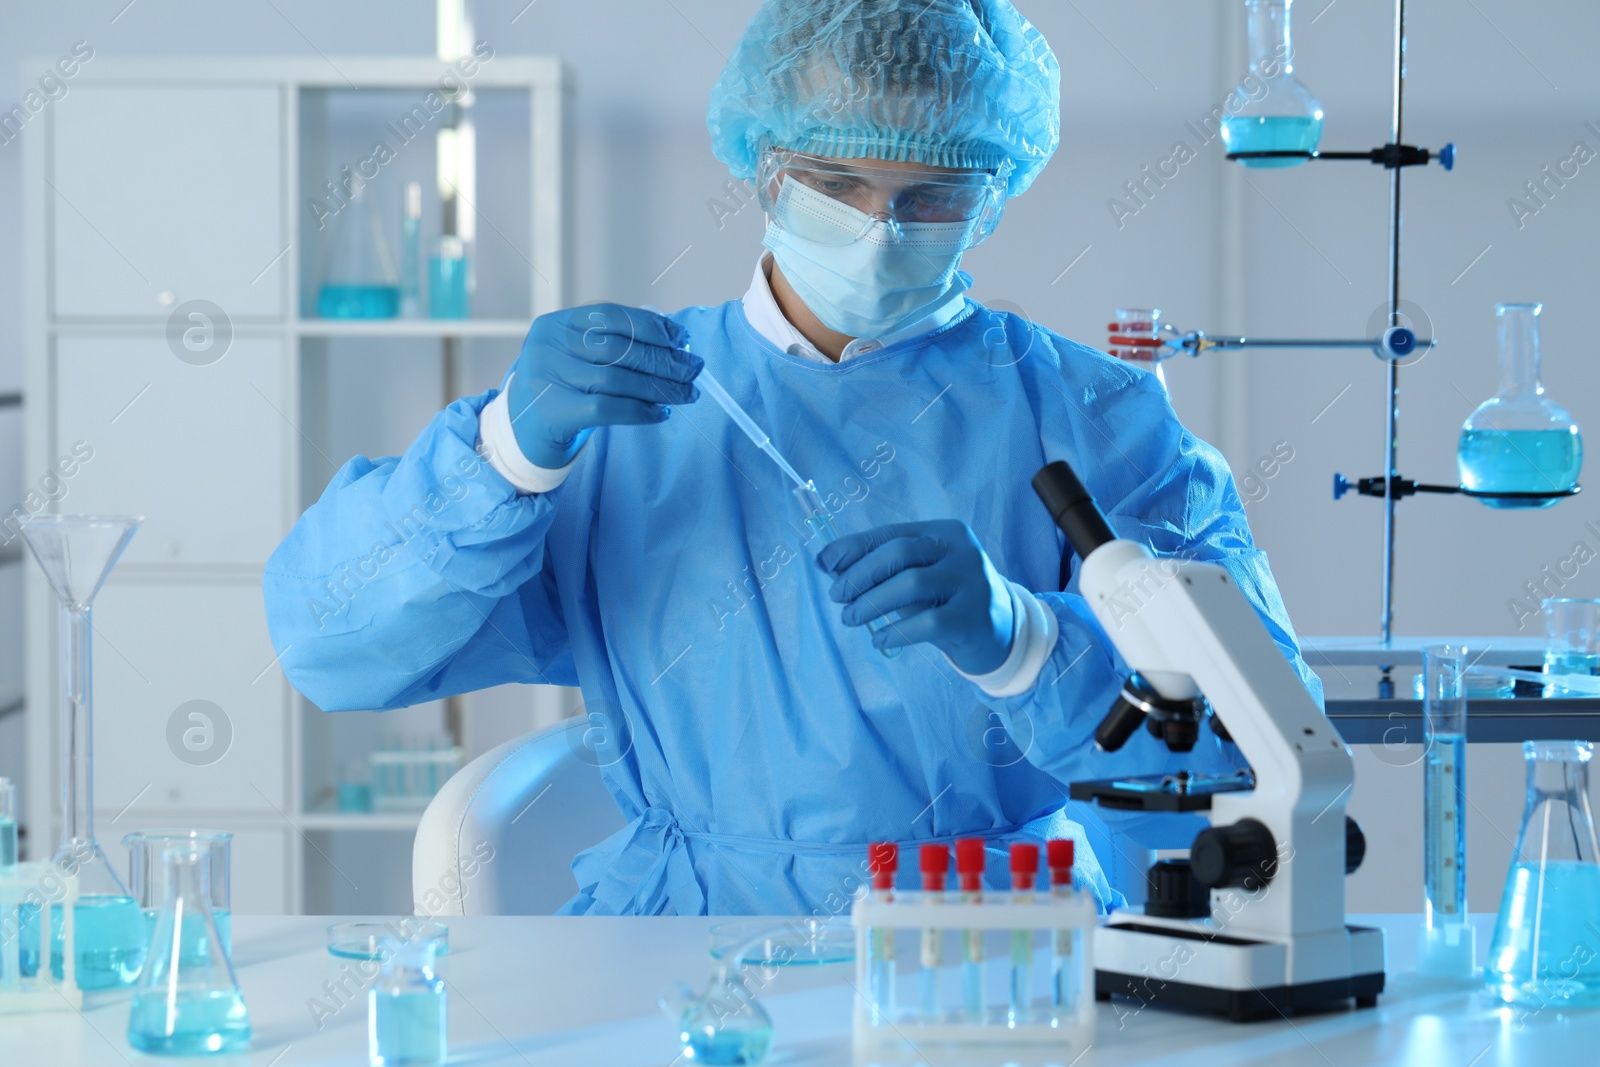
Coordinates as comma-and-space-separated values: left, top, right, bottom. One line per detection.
817, 520, 1015, 674
507, 303, 703, 469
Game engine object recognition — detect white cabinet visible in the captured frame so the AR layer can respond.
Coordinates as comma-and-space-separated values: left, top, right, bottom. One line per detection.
51, 85, 286, 319
55, 334, 290, 568
89, 582, 288, 814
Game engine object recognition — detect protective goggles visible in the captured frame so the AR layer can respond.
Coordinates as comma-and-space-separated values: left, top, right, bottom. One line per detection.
756, 147, 1009, 249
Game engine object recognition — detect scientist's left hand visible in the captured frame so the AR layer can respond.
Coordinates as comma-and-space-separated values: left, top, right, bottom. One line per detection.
818, 520, 1015, 674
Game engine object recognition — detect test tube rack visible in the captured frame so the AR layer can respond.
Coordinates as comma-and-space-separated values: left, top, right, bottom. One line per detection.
370, 743, 463, 811
0, 862, 83, 1012
851, 891, 1096, 1052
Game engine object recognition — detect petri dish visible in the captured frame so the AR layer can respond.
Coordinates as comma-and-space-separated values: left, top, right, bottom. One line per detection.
327, 919, 449, 960
708, 918, 854, 967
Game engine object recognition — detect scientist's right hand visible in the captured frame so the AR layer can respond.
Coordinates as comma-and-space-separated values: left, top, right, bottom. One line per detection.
506, 303, 703, 469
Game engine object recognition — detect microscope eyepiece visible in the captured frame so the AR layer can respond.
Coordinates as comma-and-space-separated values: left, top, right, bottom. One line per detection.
1033, 460, 1117, 560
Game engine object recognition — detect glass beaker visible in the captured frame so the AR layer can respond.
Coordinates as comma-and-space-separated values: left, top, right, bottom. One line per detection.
1107, 308, 1167, 390
428, 235, 471, 319
123, 830, 232, 966
368, 934, 448, 1067
18, 515, 146, 990
127, 843, 251, 1054
1417, 645, 1474, 978
1458, 303, 1582, 508
1543, 598, 1600, 695
1221, 0, 1324, 167
316, 171, 401, 319
1484, 740, 1600, 1008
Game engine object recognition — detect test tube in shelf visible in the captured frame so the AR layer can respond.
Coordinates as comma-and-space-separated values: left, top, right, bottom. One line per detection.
369, 733, 463, 812
851, 839, 1096, 1053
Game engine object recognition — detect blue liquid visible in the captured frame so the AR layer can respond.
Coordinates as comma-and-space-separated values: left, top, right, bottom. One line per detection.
1545, 651, 1600, 696
1459, 428, 1582, 508
681, 1023, 772, 1066
0, 817, 15, 866
1424, 733, 1467, 923
370, 987, 447, 1066
428, 257, 470, 319
338, 782, 373, 812
143, 907, 232, 967
1220, 115, 1323, 167
17, 894, 146, 989
128, 987, 251, 1055
1485, 860, 1600, 1007
867, 927, 895, 1025
317, 284, 400, 319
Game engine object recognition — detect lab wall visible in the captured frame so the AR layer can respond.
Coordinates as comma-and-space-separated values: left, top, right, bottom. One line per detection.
0, 0, 1595, 915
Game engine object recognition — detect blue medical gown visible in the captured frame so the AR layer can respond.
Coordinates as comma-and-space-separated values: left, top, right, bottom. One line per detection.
263, 299, 1324, 916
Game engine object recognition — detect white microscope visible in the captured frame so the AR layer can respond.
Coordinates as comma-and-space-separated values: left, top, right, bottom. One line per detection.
1033, 460, 1384, 1022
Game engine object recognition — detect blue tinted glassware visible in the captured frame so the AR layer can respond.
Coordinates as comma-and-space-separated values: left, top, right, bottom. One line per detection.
1458, 304, 1582, 508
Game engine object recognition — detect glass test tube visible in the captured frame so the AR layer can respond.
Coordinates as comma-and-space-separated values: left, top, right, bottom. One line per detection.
955, 838, 986, 1021
918, 844, 949, 1021
794, 482, 900, 659
1419, 645, 1474, 977
1048, 839, 1077, 1018
867, 842, 898, 1025
1009, 844, 1040, 1025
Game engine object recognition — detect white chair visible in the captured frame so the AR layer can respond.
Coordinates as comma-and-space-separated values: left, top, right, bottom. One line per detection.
412, 720, 626, 915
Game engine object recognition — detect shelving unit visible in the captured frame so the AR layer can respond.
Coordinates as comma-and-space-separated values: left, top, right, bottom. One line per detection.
22, 56, 574, 914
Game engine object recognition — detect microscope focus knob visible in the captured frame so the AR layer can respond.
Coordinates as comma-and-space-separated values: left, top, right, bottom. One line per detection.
1190, 819, 1277, 889
1346, 815, 1366, 875
1146, 858, 1210, 919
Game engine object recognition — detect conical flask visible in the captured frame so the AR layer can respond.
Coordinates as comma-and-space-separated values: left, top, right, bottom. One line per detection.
1484, 740, 1600, 1008
1458, 303, 1582, 508
316, 172, 401, 319
127, 844, 251, 1054
1221, 0, 1324, 167
18, 515, 145, 990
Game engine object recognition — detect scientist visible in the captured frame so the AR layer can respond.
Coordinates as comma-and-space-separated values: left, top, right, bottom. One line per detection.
264, 0, 1322, 915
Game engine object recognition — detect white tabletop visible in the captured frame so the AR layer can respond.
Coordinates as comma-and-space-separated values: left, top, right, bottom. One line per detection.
0, 914, 1593, 1066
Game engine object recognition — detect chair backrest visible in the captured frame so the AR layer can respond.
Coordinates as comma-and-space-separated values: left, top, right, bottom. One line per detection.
412, 720, 626, 915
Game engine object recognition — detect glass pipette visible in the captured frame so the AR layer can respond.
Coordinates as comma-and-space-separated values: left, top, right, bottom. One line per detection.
697, 370, 806, 489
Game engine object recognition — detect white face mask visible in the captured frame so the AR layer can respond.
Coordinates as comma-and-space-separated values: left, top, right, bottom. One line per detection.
762, 179, 975, 339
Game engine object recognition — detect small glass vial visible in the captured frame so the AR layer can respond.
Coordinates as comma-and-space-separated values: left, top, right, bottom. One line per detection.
955, 838, 986, 1021
369, 935, 448, 1067
1458, 303, 1582, 508
1221, 0, 1324, 166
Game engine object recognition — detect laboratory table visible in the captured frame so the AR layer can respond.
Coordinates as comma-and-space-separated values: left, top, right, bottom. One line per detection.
1, 914, 1595, 1065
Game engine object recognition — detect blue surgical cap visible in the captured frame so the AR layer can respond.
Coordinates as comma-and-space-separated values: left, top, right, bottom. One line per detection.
707, 0, 1061, 199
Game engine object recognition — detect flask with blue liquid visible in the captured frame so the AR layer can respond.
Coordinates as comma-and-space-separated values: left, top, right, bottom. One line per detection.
1458, 303, 1582, 508
1221, 0, 1324, 167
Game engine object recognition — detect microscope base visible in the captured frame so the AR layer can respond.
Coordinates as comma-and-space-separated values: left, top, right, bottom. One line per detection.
1094, 922, 1386, 1023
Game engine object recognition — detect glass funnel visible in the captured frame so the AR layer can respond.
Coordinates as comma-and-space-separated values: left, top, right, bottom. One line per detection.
1484, 741, 1600, 1008
18, 515, 145, 990
127, 844, 251, 1054
1221, 0, 1324, 167
316, 173, 401, 319
1458, 303, 1582, 508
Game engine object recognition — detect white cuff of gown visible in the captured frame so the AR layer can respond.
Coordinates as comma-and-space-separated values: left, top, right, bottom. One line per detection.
477, 386, 581, 495
952, 582, 1061, 698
